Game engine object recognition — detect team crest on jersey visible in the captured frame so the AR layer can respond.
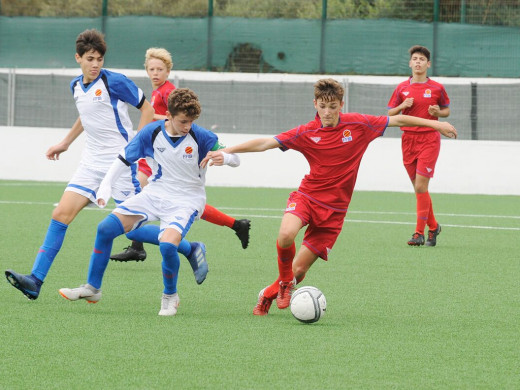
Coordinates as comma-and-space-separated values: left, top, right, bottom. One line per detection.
93, 89, 103, 102
183, 145, 194, 161
310, 136, 321, 144
342, 129, 353, 143
403, 91, 409, 96
286, 202, 296, 211
423, 89, 432, 98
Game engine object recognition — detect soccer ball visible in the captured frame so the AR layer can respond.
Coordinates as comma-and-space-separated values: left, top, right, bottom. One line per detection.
290, 286, 326, 323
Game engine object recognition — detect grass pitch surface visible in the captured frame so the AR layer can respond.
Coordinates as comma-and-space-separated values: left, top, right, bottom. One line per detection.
1, 181, 518, 389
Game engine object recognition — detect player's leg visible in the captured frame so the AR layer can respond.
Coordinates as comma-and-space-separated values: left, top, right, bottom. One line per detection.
5, 191, 89, 300
253, 203, 305, 315
201, 204, 251, 249
157, 228, 182, 316
110, 160, 150, 261
59, 212, 138, 302
409, 134, 441, 246
292, 246, 320, 284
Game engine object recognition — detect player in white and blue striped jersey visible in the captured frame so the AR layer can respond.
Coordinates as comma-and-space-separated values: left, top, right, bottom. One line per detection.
59, 88, 240, 316
5, 29, 154, 300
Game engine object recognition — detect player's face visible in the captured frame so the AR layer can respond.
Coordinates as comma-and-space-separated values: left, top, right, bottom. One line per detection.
146, 58, 170, 89
75, 49, 103, 84
167, 111, 194, 136
409, 52, 431, 75
314, 97, 343, 127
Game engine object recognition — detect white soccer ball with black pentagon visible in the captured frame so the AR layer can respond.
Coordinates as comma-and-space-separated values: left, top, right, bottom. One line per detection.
290, 286, 326, 323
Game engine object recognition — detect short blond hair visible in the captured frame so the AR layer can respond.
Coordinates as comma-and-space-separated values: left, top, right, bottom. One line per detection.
144, 47, 173, 71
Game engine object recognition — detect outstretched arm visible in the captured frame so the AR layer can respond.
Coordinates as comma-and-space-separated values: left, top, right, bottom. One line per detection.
46, 117, 84, 160
200, 137, 280, 168
388, 114, 457, 139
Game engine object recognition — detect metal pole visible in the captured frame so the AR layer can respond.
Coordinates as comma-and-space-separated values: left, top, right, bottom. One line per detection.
319, 0, 327, 73
470, 82, 478, 140
461, 0, 466, 24
207, 0, 214, 71
102, 0, 108, 35
432, 0, 440, 76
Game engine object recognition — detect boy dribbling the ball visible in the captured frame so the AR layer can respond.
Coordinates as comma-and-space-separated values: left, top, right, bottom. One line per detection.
202, 78, 457, 315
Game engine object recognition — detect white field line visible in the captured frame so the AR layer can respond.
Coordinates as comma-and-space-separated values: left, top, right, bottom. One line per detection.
1, 200, 518, 231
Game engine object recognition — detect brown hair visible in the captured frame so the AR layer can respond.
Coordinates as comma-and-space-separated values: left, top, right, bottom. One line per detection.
314, 78, 344, 102
167, 88, 201, 119
409, 45, 431, 61
76, 29, 107, 57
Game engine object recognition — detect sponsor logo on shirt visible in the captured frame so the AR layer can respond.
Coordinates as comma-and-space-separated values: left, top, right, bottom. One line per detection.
121, 191, 130, 197
183, 146, 194, 161
93, 89, 103, 102
286, 202, 296, 211
403, 91, 409, 96
310, 137, 321, 144
342, 129, 353, 143
423, 89, 432, 98
157, 147, 166, 153
426, 167, 433, 173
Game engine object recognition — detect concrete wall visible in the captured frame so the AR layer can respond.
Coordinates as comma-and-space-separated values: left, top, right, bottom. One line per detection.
1, 126, 519, 196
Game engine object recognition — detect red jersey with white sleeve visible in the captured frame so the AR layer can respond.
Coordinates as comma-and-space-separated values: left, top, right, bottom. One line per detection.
150, 80, 176, 116
387, 77, 450, 133
275, 112, 389, 212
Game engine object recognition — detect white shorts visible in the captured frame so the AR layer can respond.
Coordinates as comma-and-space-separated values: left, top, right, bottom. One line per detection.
65, 163, 140, 204
113, 189, 202, 239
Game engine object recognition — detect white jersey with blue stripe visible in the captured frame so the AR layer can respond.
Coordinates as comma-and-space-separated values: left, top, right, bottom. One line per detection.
71, 69, 145, 169
120, 120, 218, 209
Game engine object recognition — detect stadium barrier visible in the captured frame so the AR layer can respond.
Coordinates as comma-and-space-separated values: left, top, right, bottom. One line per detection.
1, 126, 518, 196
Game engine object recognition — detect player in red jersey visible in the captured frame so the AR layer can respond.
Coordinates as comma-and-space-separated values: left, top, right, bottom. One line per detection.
387, 45, 450, 247
111, 48, 251, 264
202, 78, 457, 315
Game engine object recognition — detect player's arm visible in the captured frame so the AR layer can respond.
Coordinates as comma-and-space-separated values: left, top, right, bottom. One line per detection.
136, 100, 155, 132
96, 155, 131, 208
428, 105, 450, 118
388, 115, 457, 139
46, 117, 84, 160
200, 137, 279, 168
388, 98, 414, 116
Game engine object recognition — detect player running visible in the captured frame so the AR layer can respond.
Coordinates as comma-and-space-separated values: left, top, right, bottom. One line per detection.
59, 88, 240, 316
5, 29, 154, 300
110, 47, 250, 264
202, 78, 457, 315
387, 45, 450, 247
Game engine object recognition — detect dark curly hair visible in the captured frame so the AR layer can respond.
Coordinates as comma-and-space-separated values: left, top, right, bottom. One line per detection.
167, 88, 201, 119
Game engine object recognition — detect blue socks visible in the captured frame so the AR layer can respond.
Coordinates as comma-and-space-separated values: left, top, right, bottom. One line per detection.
160, 242, 180, 295
31, 219, 68, 282
87, 214, 125, 289
127, 225, 192, 257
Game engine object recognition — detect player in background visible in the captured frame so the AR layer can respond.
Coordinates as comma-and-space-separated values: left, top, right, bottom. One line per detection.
202, 78, 457, 315
387, 45, 450, 247
59, 88, 240, 316
110, 47, 251, 263
4, 29, 155, 300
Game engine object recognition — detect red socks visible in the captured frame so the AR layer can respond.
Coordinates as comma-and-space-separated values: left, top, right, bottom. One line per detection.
201, 204, 235, 228
263, 241, 296, 299
416, 192, 437, 234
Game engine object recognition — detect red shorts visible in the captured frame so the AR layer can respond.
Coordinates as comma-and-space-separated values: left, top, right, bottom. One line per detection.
138, 159, 152, 177
285, 191, 346, 261
401, 131, 440, 180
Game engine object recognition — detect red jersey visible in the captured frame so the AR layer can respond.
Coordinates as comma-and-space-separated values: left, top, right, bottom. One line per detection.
151, 80, 176, 116
275, 112, 388, 212
387, 77, 450, 134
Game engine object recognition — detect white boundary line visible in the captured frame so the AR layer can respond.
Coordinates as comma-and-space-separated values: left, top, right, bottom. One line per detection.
1, 200, 518, 231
